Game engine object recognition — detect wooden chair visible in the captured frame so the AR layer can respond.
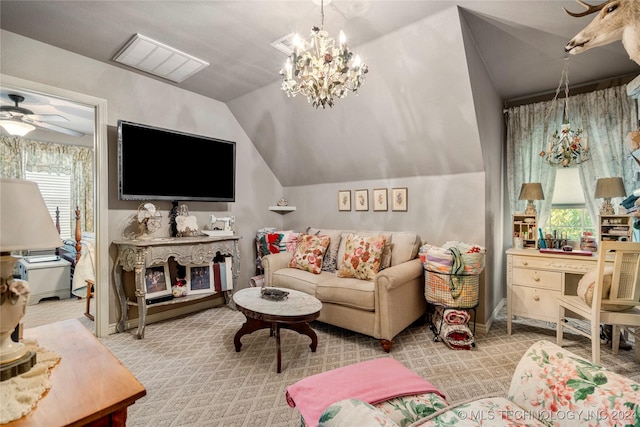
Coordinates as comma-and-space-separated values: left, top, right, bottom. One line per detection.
85, 279, 95, 321
557, 241, 640, 363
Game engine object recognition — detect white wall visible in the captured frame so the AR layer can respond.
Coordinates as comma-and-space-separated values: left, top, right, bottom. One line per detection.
1, 30, 284, 323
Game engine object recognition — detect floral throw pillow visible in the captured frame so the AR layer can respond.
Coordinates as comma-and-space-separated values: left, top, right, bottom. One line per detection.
337, 234, 387, 281
288, 234, 331, 274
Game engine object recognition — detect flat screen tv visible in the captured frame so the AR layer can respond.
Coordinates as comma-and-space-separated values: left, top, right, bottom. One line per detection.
118, 120, 236, 202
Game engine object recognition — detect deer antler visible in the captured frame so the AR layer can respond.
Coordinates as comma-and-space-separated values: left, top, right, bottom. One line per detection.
563, 0, 610, 17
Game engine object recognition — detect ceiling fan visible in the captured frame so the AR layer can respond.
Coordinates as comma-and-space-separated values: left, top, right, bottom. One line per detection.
0, 94, 85, 137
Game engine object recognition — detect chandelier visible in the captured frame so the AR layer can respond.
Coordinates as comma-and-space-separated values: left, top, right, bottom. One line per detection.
279, 0, 368, 108
540, 58, 590, 167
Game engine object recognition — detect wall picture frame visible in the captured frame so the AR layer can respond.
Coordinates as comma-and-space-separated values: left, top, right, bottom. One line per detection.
338, 190, 351, 211
355, 189, 369, 211
144, 263, 172, 298
186, 263, 214, 294
391, 187, 408, 211
373, 188, 388, 211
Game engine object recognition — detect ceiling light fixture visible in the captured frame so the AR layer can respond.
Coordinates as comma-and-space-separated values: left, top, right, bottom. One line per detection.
279, 0, 368, 108
540, 58, 590, 167
0, 120, 35, 137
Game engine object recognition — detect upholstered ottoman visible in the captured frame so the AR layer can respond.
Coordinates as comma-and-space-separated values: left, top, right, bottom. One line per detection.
286, 358, 447, 427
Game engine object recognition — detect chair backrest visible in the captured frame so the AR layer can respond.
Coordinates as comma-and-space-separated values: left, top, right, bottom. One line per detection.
597, 241, 640, 308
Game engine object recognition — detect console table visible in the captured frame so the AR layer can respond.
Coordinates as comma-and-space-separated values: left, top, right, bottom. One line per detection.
506, 248, 611, 334
6, 319, 146, 426
113, 236, 240, 339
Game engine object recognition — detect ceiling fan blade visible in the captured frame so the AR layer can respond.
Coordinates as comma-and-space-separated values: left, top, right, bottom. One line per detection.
25, 113, 68, 122
24, 118, 85, 137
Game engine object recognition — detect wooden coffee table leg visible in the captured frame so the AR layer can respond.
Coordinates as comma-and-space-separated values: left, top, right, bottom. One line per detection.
234, 317, 267, 352
274, 323, 282, 373
282, 322, 318, 352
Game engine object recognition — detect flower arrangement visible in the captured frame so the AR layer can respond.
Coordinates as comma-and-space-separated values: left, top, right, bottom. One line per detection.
540, 122, 590, 167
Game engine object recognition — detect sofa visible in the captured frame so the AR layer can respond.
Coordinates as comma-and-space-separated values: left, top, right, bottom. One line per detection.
313, 340, 640, 426
261, 228, 425, 352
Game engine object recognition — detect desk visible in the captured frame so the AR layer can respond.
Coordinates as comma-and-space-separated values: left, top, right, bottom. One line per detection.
506, 248, 609, 334
6, 319, 146, 426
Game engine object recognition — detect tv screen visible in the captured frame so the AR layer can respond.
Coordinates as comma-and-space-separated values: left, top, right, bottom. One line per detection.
118, 120, 235, 202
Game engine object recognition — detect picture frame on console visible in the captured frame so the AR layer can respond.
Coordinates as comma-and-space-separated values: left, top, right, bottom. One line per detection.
355, 189, 369, 211
338, 190, 351, 211
187, 263, 213, 294
144, 264, 172, 298
391, 187, 408, 211
373, 188, 388, 211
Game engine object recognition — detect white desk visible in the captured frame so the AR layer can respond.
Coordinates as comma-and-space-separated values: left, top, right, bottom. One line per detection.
506, 248, 609, 334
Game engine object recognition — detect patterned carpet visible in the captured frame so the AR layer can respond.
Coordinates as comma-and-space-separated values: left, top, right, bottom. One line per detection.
23, 299, 640, 427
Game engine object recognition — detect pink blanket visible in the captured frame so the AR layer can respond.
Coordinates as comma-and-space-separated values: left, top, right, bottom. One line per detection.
286, 357, 445, 427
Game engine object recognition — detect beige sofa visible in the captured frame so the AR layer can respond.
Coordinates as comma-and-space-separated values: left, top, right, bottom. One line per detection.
261, 229, 425, 352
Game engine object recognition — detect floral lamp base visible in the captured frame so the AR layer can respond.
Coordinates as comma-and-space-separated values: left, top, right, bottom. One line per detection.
1, 255, 36, 381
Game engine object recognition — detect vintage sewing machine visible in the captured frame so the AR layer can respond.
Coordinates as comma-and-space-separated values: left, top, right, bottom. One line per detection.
202, 214, 235, 237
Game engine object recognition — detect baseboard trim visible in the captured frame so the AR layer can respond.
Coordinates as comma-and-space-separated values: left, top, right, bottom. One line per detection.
473, 298, 506, 335
107, 298, 226, 335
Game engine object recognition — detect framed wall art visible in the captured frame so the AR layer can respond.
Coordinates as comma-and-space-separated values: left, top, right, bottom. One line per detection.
338, 190, 351, 211
355, 189, 369, 211
144, 263, 172, 298
391, 187, 408, 211
187, 263, 213, 294
373, 188, 388, 211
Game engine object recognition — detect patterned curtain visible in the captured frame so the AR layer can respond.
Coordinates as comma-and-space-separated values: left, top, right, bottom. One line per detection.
507, 84, 637, 230
0, 135, 94, 232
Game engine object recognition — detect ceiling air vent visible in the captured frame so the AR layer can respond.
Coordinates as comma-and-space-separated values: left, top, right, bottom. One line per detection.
113, 34, 209, 83
270, 33, 309, 56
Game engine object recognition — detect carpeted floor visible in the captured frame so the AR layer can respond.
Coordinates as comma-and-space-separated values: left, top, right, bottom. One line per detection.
22, 299, 639, 427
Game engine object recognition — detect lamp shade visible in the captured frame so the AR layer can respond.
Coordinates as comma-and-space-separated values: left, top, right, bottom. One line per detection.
0, 120, 35, 137
595, 177, 627, 199
518, 183, 544, 201
0, 178, 62, 252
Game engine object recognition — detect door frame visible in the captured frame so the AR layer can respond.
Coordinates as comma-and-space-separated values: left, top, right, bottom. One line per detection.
1, 74, 109, 337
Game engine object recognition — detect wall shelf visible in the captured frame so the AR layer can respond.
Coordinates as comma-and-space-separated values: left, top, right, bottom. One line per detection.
268, 206, 296, 213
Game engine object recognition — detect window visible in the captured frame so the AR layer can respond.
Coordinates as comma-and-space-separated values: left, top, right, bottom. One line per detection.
546, 204, 594, 241
25, 170, 72, 239
543, 168, 595, 242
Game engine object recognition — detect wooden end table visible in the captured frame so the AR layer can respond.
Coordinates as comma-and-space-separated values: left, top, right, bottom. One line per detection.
6, 319, 146, 426
233, 287, 322, 373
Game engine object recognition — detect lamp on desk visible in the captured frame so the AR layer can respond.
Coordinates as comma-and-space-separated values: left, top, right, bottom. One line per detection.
1, 178, 61, 380
518, 183, 544, 216
595, 177, 626, 215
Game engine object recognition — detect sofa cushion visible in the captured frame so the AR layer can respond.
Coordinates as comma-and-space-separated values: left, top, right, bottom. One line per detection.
388, 232, 421, 266
508, 340, 640, 426
272, 268, 333, 295
316, 275, 376, 311
337, 233, 387, 281
307, 228, 344, 273
288, 233, 331, 274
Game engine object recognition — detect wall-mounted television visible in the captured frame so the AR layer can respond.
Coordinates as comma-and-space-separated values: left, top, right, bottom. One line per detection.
118, 120, 236, 202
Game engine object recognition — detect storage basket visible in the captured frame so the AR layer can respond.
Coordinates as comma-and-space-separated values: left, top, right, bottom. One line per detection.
424, 270, 479, 308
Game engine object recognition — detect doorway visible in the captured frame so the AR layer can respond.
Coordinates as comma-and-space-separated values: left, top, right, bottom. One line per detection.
1, 74, 109, 337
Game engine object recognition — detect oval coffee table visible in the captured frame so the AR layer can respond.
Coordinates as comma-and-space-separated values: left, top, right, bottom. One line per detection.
233, 287, 322, 373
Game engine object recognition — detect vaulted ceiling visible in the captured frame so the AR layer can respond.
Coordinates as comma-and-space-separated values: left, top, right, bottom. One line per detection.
2, 1, 638, 185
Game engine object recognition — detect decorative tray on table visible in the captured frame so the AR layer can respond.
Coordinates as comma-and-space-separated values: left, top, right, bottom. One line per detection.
261, 287, 289, 301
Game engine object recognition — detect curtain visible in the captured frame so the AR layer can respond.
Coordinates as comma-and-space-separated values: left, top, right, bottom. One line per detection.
506, 84, 637, 231
0, 135, 94, 232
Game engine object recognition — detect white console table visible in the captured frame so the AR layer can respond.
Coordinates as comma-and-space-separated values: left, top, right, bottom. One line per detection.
506, 248, 612, 334
113, 236, 240, 338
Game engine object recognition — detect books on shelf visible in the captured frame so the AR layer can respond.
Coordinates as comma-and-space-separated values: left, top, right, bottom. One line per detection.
213, 255, 234, 292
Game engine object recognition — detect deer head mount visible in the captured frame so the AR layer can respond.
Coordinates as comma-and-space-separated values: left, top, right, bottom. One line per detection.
564, 0, 640, 66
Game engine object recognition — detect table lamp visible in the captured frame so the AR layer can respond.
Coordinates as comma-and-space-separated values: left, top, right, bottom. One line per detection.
1, 178, 61, 380
595, 177, 626, 215
518, 183, 544, 216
